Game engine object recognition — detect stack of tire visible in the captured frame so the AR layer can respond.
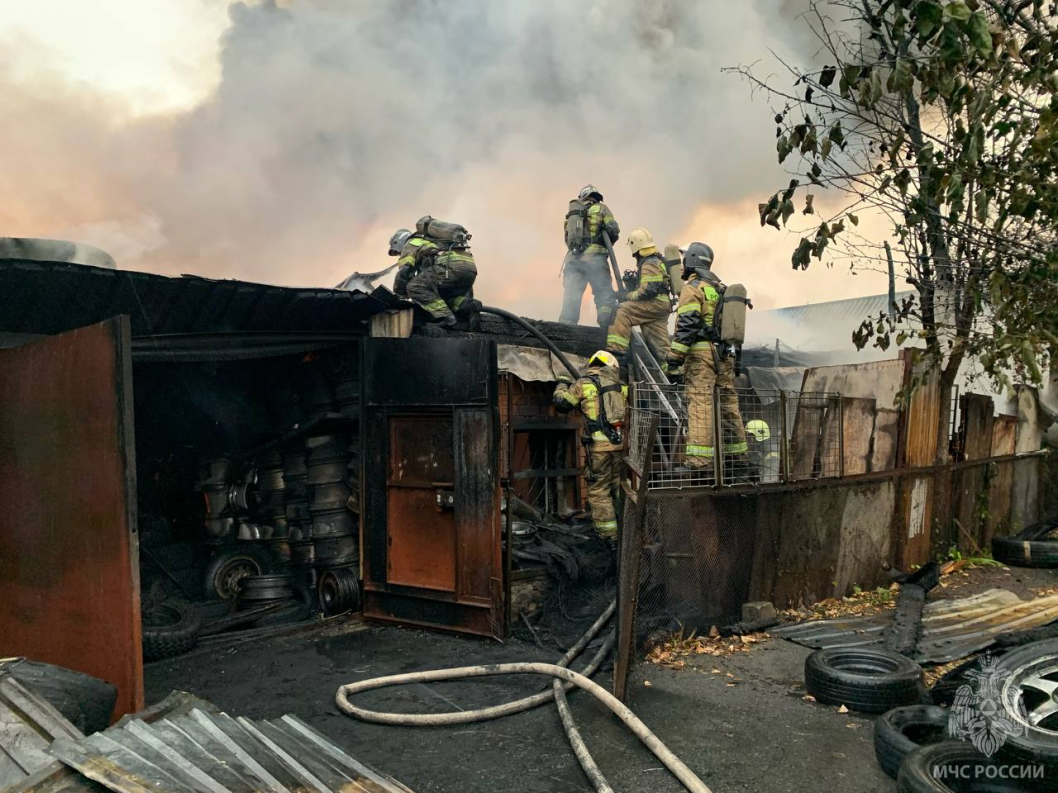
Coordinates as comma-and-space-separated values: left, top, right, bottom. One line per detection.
283, 442, 314, 572
993, 518, 1058, 569
236, 573, 311, 625
805, 641, 1058, 790
198, 457, 234, 546
256, 447, 290, 563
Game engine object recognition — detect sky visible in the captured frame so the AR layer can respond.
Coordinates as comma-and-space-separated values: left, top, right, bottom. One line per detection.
0, 0, 890, 324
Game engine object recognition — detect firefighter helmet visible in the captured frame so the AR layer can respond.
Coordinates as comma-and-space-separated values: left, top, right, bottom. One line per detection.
626, 227, 655, 254
578, 184, 603, 202
388, 228, 411, 256
746, 419, 771, 442
588, 350, 619, 371
682, 242, 714, 279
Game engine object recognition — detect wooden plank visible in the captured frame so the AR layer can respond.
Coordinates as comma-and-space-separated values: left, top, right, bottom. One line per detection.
841, 397, 877, 476
991, 415, 1017, 456
902, 354, 941, 467
0, 318, 142, 718
870, 408, 900, 471
960, 393, 995, 460
986, 460, 1015, 543
833, 481, 896, 595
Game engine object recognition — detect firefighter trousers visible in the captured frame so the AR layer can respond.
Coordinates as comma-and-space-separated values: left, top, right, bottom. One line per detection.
560, 252, 616, 328
606, 298, 670, 363
684, 349, 747, 467
586, 448, 622, 538
406, 261, 478, 321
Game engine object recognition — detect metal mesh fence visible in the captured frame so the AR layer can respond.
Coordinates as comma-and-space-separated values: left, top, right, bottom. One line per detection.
628, 382, 842, 489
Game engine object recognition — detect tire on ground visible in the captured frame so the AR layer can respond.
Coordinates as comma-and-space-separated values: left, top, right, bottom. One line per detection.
874, 705, 951, 779
203, 545, 276, 600
992, 520, 1058, 569
0, 659, 117, 734
994, 638, 1058, 773
897, 742, 1023, 792
805, 647, 924, 714
142, 600, 202, 661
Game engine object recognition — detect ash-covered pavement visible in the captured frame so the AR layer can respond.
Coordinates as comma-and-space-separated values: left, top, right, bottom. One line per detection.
146, 623, 891, 792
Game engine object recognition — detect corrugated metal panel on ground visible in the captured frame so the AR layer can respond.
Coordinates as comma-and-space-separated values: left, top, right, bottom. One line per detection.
44, 708, 413, 793
0, 260, 406, 338
0, 676, 84, 788
773, 589, 1058, 663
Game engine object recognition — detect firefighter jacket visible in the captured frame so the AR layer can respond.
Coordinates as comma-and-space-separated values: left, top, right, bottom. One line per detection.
625, 251, 670, 305
564, 200, 620, 256
669, 273, 722, 363
552, 366, 628, 452
393, 235, 439, 297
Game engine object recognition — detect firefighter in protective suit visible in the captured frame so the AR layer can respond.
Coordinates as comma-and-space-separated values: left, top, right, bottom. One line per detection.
390, 225, 478, 327
605, 228, 671, 364
560, 185, 620, 328
553, 351, 628, 541
666, 243, 748, 471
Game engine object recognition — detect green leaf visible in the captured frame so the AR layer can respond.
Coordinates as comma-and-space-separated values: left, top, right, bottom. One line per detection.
939, 23, 964, 63
777, 135, 793, 163
915, 1, 943, 39
847, 213, 859, 226
967, 11, 992, 57
780, 198, 795, 226
888, 58, 913, 93
828, 122, 845, 147
894, 168, 912, 195
943, 1, 971, 22
819, 65, 837, 88
821, 138, 833, 161
803, 194, 815, 215
869, 68, 884, 105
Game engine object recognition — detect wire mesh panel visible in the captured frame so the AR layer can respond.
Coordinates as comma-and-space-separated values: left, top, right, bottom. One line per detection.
627, 381, 842, 489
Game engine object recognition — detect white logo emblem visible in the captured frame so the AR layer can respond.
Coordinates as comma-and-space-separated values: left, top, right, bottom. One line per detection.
948, 655, 1024, 757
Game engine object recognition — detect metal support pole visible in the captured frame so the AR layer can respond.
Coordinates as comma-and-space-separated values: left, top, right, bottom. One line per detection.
713, 386, 724, 487
779, 390, 790, 483
836, 395, 845, 479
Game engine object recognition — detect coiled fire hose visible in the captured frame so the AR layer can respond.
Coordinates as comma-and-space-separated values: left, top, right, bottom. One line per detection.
334, 602, 713, 793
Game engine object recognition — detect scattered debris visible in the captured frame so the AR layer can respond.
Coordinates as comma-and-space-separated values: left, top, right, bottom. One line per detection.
646, 629, 766, 670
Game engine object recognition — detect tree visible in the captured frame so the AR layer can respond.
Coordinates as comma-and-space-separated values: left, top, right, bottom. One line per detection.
728, 0, 1058, 462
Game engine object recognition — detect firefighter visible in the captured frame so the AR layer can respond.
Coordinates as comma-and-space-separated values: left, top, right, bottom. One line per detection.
553, 350, 628, 542
391, 223, 478, 327
745, 419, 781, 483
605, 227, 671, 364
559, 185, 620, 328
665, 242, 748, 473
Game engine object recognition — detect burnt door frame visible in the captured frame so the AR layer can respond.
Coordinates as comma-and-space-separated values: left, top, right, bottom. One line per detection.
360, 337, 504, 638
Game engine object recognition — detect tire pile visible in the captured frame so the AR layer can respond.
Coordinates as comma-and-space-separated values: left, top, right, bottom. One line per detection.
992, 518, 1058, 569
803, 639, 1058, 790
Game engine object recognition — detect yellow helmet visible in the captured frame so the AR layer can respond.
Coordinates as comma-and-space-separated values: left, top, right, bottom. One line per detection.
588, 350, 619, 371
746, 419, 771, 442
626, 227, 655, 254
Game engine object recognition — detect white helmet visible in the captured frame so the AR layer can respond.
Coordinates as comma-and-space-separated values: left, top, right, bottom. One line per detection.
626, 227, 655, 254
388, 228, 411, 256
578, 184, 603, 202
588, 350, 620, 371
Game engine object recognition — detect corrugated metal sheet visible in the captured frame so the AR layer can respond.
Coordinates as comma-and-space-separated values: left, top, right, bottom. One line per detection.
764, 291, 915, 326
773, 589, 1058, 663
44, 709, 413, 793
0, 675, 84, 788
0, 259, 407, 338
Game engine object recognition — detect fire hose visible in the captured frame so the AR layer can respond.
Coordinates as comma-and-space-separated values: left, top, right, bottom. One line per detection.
478, 305, 581, 379
334, 602, 713, 793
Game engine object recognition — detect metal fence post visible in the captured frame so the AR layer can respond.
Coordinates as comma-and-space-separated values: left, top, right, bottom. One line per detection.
837, 394, 845, 479
779, 390, 790, 483
713, 385, 723, 486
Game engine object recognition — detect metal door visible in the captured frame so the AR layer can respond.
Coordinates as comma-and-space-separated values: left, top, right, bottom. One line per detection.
361, 338, 503, 638
0, 317, 141, 718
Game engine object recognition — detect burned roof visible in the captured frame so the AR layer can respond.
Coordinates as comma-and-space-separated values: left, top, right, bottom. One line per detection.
0, 259, 407, 338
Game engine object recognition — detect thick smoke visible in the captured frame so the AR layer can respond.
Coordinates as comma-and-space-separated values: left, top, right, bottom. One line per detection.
2, 0, 844, 318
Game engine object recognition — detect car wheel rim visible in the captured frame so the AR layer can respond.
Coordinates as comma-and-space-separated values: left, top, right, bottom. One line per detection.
217, 559, 261, 599
1003, 656, 1058, 732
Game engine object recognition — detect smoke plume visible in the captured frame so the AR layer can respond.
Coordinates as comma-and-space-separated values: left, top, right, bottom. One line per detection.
1, 0, 880, 319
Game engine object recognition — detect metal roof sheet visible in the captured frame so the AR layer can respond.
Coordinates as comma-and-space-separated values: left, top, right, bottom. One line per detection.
0, 260, 408, 338
0, 675, 84, 788
773, 588, 1058, 663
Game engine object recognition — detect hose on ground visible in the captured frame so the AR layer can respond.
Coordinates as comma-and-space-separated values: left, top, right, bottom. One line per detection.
337, 602, 615, 727
552, 675, 614, 793
479, 305, 581, 380
336, 660, 712, 793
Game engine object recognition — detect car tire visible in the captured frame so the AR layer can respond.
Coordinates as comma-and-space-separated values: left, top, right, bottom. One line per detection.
875, 705, 951, 779
994, 639, 1058, 772
142, 600, 202, 661
992, 520, 1058, 569
932, 654, 1004, 707
898, 742, 1032, 792
0, 659, 117, 734
805, 647, 925, 714
203, 545, 276, 600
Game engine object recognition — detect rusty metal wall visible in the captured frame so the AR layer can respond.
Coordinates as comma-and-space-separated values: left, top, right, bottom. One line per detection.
0, 318, 142, 718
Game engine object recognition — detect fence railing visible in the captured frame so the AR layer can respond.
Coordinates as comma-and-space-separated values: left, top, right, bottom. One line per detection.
628, 383, 844, 489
